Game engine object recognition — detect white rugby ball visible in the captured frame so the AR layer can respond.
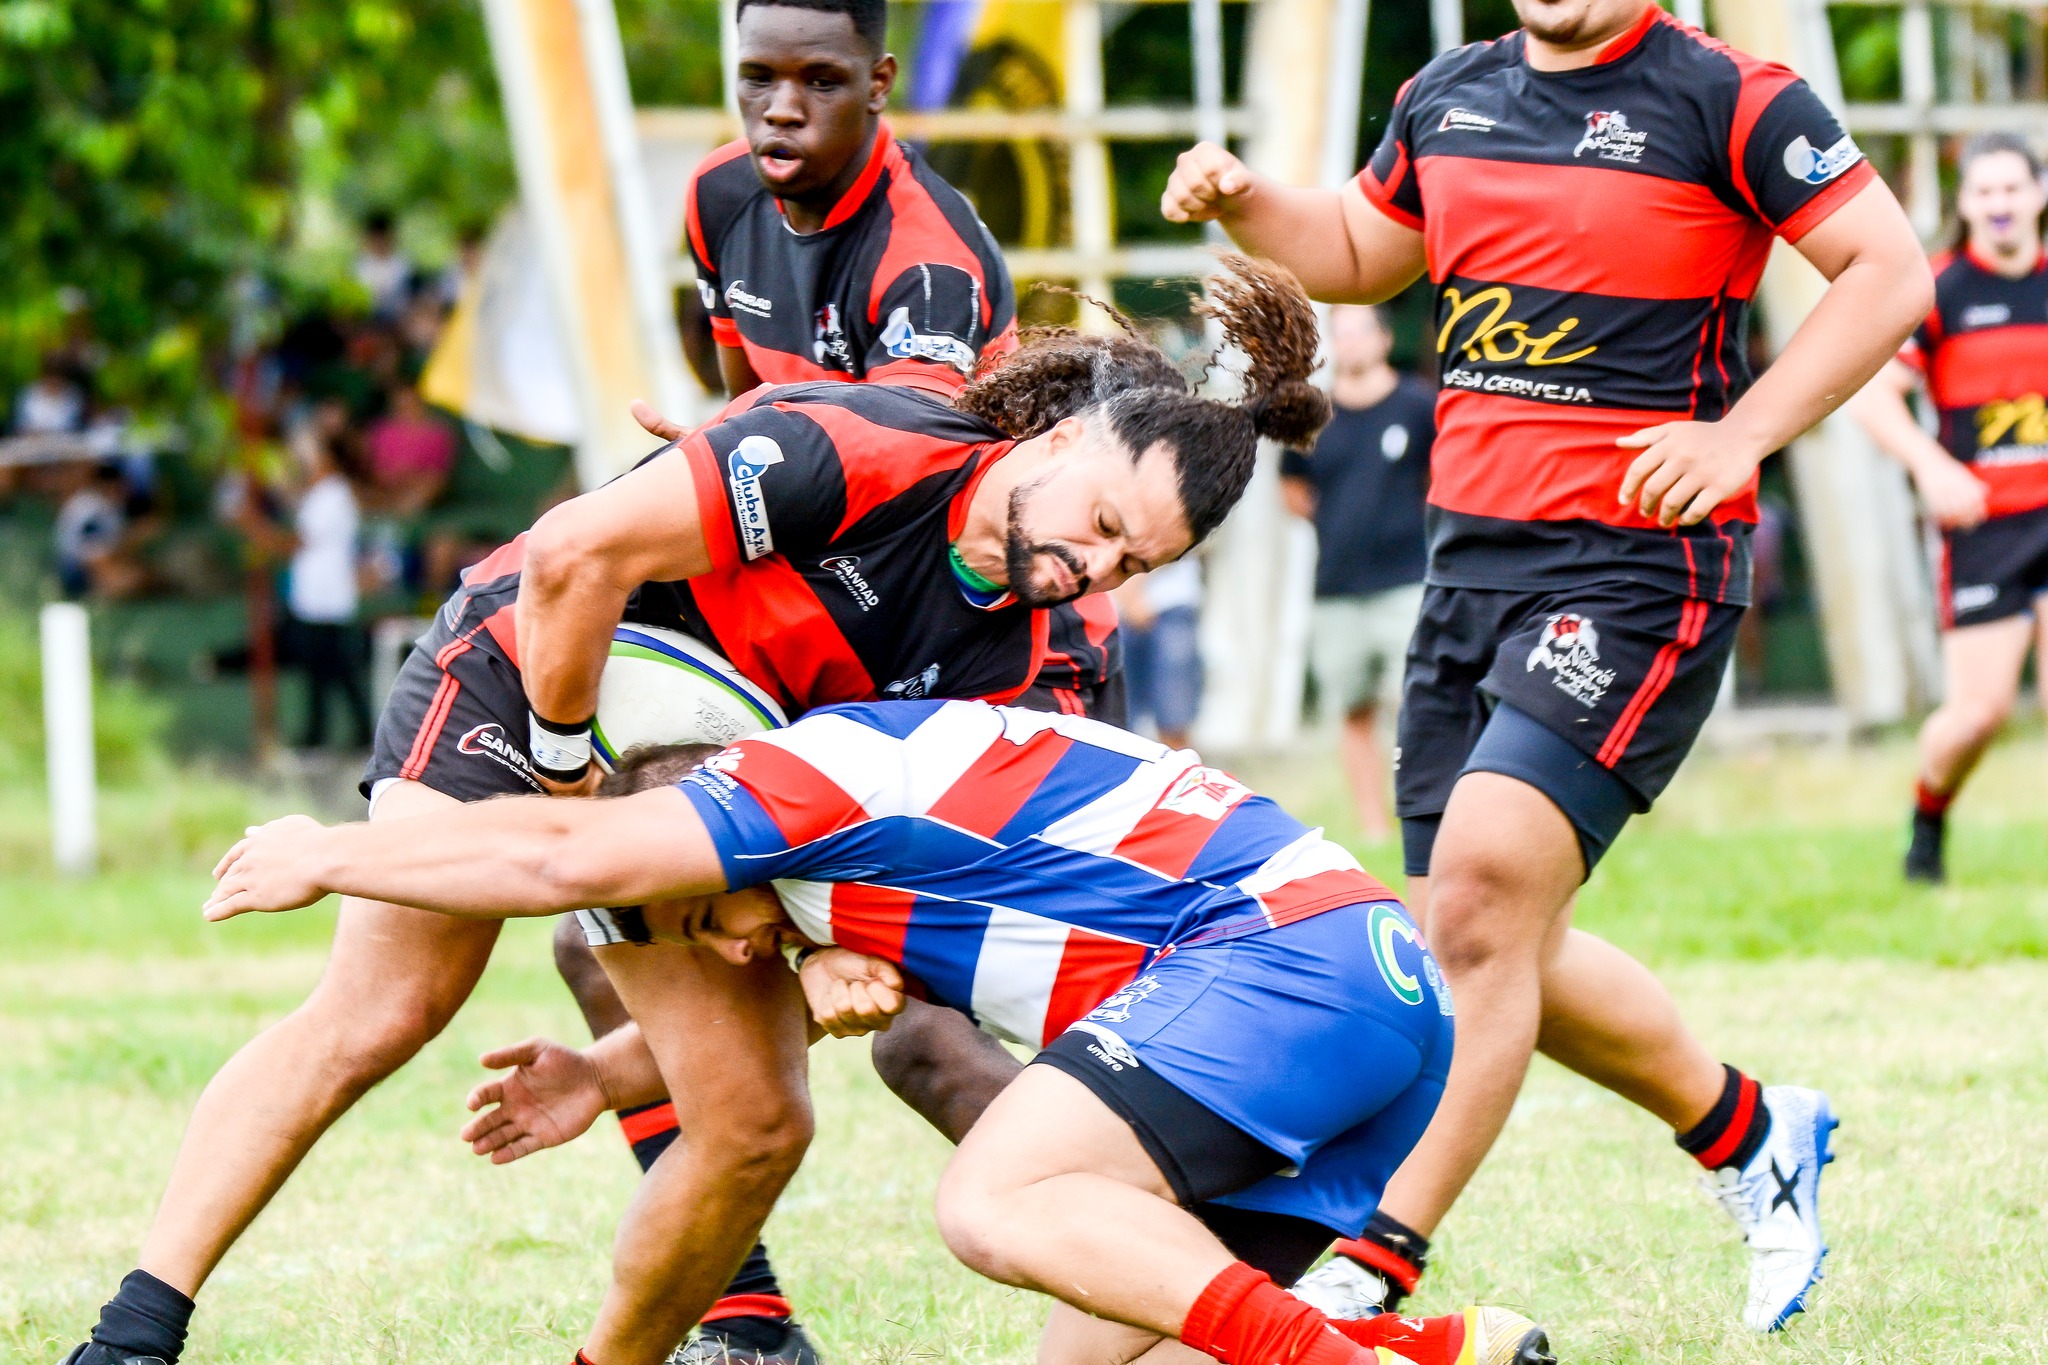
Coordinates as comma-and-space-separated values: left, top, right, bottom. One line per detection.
592, 625, 787, 771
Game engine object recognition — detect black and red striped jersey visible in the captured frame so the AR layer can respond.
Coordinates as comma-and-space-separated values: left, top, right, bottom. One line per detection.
451, 383, 1049, 716
1898, 249, 2048, 520
685, 122, 1020, 400
1358, 6, 1875, 604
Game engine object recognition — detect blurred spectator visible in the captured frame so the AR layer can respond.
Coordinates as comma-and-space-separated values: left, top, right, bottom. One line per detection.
1114, 556, 1203, 750
14, 355, 85, 434
284, 431, 371, 749
365, 384, 456, 516
355, 209, 413, 323
1279, 303, 1434, 841
53, 461, 150, 599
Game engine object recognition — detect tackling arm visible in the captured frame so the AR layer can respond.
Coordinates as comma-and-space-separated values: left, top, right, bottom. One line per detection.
204, 788, 728, 922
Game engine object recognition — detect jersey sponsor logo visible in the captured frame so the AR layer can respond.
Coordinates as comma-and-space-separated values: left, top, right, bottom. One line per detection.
1369, 904, 1425, 1006
728, 434, 785, 560
1158, 765, 1252, 821
1977, 395, 2048, 451
1952, 583, 1999, 614
813, 302, 851, 367
1067, 1019, 1142, 1071
456, 722, 544, 789
1526, 612, 1616, 707
1573, 110, 1648, 164
1087, 973, 1160, 1023
1437, 286, 1598, 369
1783, 133, 1859, 186
1961, 302, 2013, 328
1437, 107, 1497, 133
880, 306, 979, 374
725, 279, 773, 318
1381, 424, 1410, 460
1422, 954, 1454, 1017
1443, 368, 1595, 404
820, 554, 880, 610
884, 663, 941, 698
696, 278, 718, 311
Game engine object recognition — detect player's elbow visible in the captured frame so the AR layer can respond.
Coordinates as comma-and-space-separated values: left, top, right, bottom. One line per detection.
523, 501, 627, 598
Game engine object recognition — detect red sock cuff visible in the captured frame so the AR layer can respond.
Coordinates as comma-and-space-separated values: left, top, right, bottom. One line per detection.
618, 1101, 679, 1147
574, 1352, 599, 1365
1180, 1262, 1268, 1355
1332, 1236, 1422, 1294
702, 1293, 794, 1323
1915, 780, 1954, 817
1181, 1262, 1361, 1365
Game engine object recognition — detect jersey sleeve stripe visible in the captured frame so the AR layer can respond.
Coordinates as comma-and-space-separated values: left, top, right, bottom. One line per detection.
1042, 930, 1152, 1044
678, 434, 743, 572
710, 316, 742, 346
1774, 159, 1875, 243
1356, 156, 1423, 232
788, 400, 983, 537
827, 882, 916, 965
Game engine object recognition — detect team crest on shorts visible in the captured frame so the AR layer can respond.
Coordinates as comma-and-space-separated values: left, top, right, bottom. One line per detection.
1087, 974, 1161, 1024
1526, 612, 1617, 708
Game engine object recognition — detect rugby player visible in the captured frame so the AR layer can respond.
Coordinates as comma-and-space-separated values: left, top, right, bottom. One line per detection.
1161, 0, 1933, 1332
58, 261, 1325, 1365
1847, 131, 2048, 885
202, 700, 1553, 1365
560, 1, 1108, 1350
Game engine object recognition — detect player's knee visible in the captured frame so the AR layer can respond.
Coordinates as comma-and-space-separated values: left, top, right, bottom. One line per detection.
1420, 862, 1543, 979
1951, 692, 2016, 743
868, 1011, 938, 1101
301, 989, 449, 1089
932, 1161, 1020, 1283
694, 1095, 815, 1191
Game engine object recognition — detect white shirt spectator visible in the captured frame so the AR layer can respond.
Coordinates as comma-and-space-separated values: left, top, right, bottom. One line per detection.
15, 375, 84, 434
288, 475, 360, 624
356, 246, 412, 322
54, 486, 123, 566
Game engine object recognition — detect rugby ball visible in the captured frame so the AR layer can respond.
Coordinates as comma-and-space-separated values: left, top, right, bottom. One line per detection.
592, 625, 787, 771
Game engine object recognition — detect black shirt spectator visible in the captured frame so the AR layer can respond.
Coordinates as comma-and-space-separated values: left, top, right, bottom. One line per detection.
1280, 375, 1434, 597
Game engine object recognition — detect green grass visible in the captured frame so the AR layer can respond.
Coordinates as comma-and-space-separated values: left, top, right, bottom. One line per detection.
4, 731, 2047, 1363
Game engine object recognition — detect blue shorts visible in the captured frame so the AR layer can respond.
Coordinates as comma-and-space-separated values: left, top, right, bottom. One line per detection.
1034, 900, 1453, 1237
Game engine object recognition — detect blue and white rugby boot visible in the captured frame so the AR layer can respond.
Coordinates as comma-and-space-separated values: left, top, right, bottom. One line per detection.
1703, 1084, 1837, 1331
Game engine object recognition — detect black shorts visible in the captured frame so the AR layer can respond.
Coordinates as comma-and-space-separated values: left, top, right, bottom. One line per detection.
1396, 581, 1740, 876
360, 612, 542, 805
1941, 504, 2048, 629
1035, 1030, 1338, 1287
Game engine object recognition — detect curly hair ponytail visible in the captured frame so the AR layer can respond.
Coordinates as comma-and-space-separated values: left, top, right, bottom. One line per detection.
957, 254, 1329, 546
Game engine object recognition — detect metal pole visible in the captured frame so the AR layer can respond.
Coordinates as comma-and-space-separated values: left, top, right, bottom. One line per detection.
1064, 0, 1117, 326
41, 602, 96, 876
1190, 0, 1230, 245
1901, 0, 1942, 239
1318, 0, 1371, 189
1673, 0, 1705, 28
1431, 0, 1462, 53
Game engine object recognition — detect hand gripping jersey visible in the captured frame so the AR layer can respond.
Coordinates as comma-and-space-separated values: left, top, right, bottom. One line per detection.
1358, 6, 1875, 605
1898, 249, 2048, 520
450, 384, 1050, 714
678, 699, 1397, 1049
686, 123, 1020, 399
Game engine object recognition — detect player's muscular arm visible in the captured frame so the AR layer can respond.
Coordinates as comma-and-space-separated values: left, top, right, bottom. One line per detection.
1160, 143, 1426, 302
204, 788, 727, 922
716, 344, 761, 399
1848, 360, 1989, 529
516, 448, 716, 756
1620, 181, 1936, 526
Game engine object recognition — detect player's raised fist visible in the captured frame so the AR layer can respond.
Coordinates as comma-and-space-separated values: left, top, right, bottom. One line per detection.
1162, 142, 1255, 224
799, 947, 906, 1037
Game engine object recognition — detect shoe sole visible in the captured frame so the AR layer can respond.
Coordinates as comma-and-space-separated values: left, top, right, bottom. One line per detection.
1762, 1093, 1838, 1333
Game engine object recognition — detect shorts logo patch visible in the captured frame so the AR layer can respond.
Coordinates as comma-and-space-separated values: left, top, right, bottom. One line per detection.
456, 722, 543, 790
1067, 1019, 1142, 1071
1574, 110, 1647, 164
1088, 974, 1161, 1024
880, 306, 978, 374
728, 435, 785, 561
820, 554, 879, 610
1526, 612, 1616, 708
1952, 583, 1999, 614
1783, 133, 1859, 186
1369, 904, 1424, 1007
1158, 766, 1252, 821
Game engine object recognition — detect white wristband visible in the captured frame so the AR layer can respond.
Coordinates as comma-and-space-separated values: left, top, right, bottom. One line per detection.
529, 714, 593, 778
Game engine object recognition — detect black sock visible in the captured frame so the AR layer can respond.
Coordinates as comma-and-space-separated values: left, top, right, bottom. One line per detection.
619, 1100, 680, 1173
699, 1243, 791, 1346
92, 1270, 194, 1363
1676, 1063, 1771, 1171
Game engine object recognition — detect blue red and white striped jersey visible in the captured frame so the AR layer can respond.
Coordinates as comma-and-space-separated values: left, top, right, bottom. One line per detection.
678, 700, 1398, 1048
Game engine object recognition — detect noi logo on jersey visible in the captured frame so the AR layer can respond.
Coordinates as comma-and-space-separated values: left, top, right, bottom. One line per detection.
1525, 612, 1616, 707
728, 435, 785, 560
1783, 133, 1859, 186
884, 663, 941, 699
813, 302, 851, 367
1574, 110, 1648, 164
1158, 765, 1252, 821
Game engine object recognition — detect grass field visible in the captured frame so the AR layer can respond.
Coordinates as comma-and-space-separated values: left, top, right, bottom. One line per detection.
4, 729, 2048, 1364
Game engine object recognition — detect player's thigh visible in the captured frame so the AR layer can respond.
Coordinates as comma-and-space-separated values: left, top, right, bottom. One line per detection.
1430, 771, 1585, 943
309, 778, 502, 1039
1393, 585, 1502, 826
944, 1064, 1173, 1207
1939, 614, 2034, 717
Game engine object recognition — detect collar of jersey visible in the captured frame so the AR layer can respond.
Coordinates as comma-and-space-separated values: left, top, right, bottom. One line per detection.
948, 543, 1016, 609
1964, 242, 2048, 279
776, 120, 898, 235
1518, 2, 1660, 77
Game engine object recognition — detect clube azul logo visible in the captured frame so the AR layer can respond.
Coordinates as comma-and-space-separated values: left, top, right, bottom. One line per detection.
880, 307, 978, 374
728, 435, 784, 561
1573, 109, 1647, 164
1525, 612, 1616, 707
1368, 904, 1424, 1007
1783, 133, 1859, 186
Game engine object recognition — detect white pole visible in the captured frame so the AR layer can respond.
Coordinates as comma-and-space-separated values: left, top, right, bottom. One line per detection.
1431, 0, 1462, 54
41, 602, 96, 876
1190, 0, 1230, 246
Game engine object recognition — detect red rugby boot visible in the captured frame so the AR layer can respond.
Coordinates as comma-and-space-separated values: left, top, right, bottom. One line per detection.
1332, 1306, 1554, 1365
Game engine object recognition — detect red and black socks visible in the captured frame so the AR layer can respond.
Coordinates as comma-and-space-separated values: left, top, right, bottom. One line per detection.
1180, 1261, 1364, 1365
91, 1269, 195, 1364
1677, 1064, 1770, 1171
1328, 1209, 1430, 1310
1914, 779, 1954, 820
619, 1099, 682, 1171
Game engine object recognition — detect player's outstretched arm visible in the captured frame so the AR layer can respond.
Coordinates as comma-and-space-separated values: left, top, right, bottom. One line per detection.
1618, 180, 1936, 527
1160, 142, 1426, 303
1847, 361, 1989, 529
203, 788, 726, 922
460, 1026, 669, 1164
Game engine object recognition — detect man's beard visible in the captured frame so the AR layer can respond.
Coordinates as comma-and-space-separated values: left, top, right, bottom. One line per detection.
1005, 483, 1088, 608
1515, 0, 1602, 45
